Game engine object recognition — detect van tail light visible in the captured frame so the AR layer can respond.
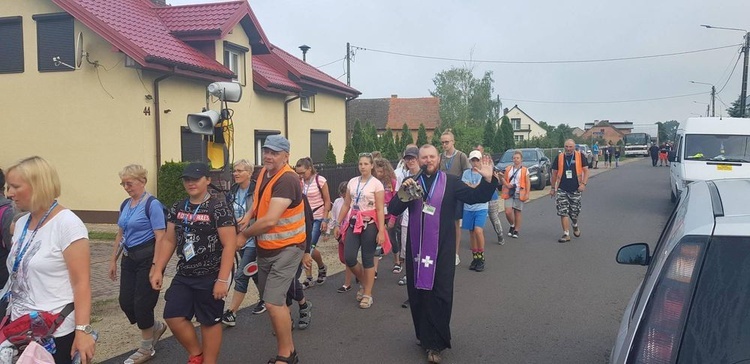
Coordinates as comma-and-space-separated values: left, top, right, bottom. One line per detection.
628, 242, 705, 364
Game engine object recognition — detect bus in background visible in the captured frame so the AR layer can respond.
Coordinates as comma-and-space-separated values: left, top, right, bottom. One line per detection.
623, 133, 652, 157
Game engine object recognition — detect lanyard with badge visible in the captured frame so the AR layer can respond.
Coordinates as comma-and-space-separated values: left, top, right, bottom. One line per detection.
121, 192, 147, 248
419, 175, 439, 215
182, 194, 209, 261
444, 151, 456, 171
353, 176, 371, 211
565, 155, 574, 179
11, 200, 58, 283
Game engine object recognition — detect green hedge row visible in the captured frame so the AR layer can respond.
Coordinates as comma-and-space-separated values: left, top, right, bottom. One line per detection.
157, 161, 188, 209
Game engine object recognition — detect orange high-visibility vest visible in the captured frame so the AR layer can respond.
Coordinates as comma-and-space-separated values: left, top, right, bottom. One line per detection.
501, 165, 529, 202
251, 164, 306, 250
556, 151, 583, 185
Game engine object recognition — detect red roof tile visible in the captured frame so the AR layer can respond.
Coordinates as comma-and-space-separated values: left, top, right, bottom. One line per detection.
156, 1, 245, 35
387, 97, 441, 130
252, 56, 301, 94
268, 46, 360, 97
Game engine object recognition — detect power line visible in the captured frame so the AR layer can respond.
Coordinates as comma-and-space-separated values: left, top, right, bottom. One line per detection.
316, 57, 346, 68
502, 91, 709, 105
350, 44, 740, 64
716, 51, 742, 95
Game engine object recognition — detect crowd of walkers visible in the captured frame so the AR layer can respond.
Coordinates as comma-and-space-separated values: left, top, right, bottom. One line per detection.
0, 130, 591, 363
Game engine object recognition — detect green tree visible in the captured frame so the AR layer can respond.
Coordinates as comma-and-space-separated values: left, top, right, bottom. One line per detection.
726, 94, 749, 118
325, 142, 337, 164
431, 126, 443, 150
362, 122, 378, 153
351, 120, 366, 153
343, 143, 357, 163
656, 120, 679, 143
499, 116, 515, 151
416, 123, 429, 146
400, 123, 413, 150
494, 121, 506, 152
430, 67, 500, 128
381, 128, 399, 160
483, 119, 496, 153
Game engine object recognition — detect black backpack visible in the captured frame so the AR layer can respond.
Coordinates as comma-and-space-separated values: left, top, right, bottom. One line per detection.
119, 195, 168, 226
302, 195, 314, 252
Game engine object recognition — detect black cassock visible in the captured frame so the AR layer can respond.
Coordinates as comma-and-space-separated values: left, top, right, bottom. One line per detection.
389, 172, 498, 351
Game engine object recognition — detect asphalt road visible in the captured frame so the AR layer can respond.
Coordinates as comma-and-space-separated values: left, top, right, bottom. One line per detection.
105, 159, 673, 364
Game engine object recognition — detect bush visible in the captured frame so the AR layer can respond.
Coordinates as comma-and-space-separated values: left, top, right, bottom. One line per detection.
158, 161, 188, 209
325, 143, 337, 164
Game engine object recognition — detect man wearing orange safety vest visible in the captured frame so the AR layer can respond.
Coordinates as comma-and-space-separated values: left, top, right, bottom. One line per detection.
549, 139, 590, 243
238, 134, 311, 364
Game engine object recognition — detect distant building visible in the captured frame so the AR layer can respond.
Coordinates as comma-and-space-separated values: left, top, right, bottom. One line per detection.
502, 105, 547, 143
572, 127, 585, 137
584, 120, 634, 133
581, 120, 627, 144
347, 95, 441, 140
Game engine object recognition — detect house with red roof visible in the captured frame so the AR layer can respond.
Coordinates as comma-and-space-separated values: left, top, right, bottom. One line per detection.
347, 95, 441, 141
0, 0, 359, 222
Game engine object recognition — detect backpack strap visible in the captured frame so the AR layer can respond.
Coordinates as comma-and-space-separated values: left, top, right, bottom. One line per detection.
119, 199, 128, 213
315, 174, 323, 194
48, 302, 75, 336
144, 195, 155, 221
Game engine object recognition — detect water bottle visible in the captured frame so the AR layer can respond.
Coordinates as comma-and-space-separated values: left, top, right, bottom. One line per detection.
29, 311, 56, 354
71, 330, 98, 364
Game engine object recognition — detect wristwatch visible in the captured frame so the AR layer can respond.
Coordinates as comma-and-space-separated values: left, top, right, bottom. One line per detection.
75, 324, 93, 334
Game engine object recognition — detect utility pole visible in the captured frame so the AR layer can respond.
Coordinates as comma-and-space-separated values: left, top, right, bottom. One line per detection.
740, 32, 749, 117
711, 85, 716, 117
346, 42, 351, 86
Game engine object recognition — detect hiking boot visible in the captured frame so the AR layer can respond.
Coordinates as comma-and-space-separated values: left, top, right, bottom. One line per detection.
474, 259, 485, 272
124, 347, 155, 364
316, 266, 327, 284
221, 310, 236, 327
302, 276, 314, 289
469, 258, 478, 271
558, 234, 571, 243
252, 301, 267, 315
573, 225, 581, 237
298, 301, 312, 330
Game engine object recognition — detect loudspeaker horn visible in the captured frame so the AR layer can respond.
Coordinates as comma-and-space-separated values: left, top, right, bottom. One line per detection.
207, 82, 242, 102
187, 110, 220, 135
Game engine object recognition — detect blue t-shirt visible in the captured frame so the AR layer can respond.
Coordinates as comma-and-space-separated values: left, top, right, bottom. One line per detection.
117, 195, 166, 248
461, 169, 488, 211
233, 186, 256, 248
592, 144, 600, 154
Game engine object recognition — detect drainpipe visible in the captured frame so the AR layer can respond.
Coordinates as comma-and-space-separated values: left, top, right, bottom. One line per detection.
153, 74, 172, 177
283, 95, 300, 138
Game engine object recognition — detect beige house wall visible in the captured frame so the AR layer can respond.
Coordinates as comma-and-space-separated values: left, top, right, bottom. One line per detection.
287, 92, 347, 163
502, 108, 547, 141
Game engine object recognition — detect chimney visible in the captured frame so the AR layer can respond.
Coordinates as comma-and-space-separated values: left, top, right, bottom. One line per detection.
391, 94, 398, 98
150, 0, 167, 6
503, 108, 509, 115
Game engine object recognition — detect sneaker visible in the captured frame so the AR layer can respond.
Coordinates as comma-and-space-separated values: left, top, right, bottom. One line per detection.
316, 266, 327, 284
474, 259, 485, 272
298, 300, 312, 330
507, 227, 515, 237
469, 258, 478, 271
221, 310, 236, 327
252, 301, 266, 315
302, 276, 314, 289
392, 264, 403, 274
398, 275, 407, 286
124, 347, 155, 364
152, 320, 167, 346
455, 254, 460, 266
558, 234, 571, 243
337, 285, 352, 293
511, 231, 519, 239
573, 225, 581, 237
498, 236, 505, 245
187, 354, 204, 364
375, 272, 378, 280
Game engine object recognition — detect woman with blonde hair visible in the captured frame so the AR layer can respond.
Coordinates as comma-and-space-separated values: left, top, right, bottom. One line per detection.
5, 156, 95, 363
108, 164, 168, 364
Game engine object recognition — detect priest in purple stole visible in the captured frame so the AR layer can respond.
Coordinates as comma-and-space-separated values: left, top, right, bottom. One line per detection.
389, 145, 498, 363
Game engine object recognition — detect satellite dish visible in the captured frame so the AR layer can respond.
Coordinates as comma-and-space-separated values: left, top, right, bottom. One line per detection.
75, 32, 85, 68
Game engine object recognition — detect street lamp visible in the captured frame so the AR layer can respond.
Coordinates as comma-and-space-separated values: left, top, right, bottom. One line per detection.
701, 25, 749, 118
693, 101, 710, 117
689, 81, 716, 117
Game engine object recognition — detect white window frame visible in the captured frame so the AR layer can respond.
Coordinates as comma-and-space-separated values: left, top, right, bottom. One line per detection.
511, 118, 522, 130
224, 49, 241, 82
223, 41, 248, 85
300, 95, 315, 112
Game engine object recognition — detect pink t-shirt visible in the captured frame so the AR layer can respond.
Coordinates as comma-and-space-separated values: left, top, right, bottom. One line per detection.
346, 176, 384, 213
300, 174, 327, 220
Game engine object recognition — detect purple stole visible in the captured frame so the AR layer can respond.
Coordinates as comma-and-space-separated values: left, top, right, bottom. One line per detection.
409, 171, 447, 290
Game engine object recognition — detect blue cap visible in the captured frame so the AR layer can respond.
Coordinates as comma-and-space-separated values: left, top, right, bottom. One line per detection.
263, 135, 290, 153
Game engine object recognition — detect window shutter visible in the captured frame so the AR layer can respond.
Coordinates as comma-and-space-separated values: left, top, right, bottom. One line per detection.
34, 15, 73, 72
181, 127, 206, 163
0, 17, 24, 74
310, 130, 329, 163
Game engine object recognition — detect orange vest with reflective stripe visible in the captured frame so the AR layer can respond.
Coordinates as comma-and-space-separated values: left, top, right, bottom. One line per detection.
251, 165, 306, 250
556, 151, 583, 182
501, 165, 530, 202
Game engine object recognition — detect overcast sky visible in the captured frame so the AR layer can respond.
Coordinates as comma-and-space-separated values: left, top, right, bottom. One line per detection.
171, 0, 748, 128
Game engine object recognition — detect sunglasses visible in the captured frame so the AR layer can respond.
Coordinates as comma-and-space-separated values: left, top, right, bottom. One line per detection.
359, 153, 373, 157
182, 177, 203, 182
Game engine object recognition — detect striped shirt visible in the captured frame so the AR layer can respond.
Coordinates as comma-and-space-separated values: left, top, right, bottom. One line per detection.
301, 174, 327, 219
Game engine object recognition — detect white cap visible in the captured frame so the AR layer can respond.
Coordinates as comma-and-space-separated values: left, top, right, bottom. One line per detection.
468, 150, 483, 160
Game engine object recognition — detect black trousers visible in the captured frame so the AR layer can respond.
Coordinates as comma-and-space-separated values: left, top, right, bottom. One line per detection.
119, 252, 160, 330
52, 332, 75, 364
651, 155, 658, 166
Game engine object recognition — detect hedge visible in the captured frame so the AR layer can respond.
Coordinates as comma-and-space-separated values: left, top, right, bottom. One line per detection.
157, 161, 188, 209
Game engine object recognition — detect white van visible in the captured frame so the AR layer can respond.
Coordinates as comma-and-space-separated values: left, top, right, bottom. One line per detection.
669, 117, 750, 202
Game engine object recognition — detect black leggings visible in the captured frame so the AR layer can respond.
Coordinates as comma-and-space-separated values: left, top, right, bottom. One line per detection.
52, 332, 75, 364
119, 253, 160, 329
344, 223, 378, 269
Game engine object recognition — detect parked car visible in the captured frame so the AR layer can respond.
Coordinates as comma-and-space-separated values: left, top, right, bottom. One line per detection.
494, 148, 551, 190
576, 144, 595, 168
610, 178, 750, 364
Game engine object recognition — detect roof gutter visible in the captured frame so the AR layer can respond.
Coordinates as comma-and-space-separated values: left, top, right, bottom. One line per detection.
154, 73, 173, 179
284, 95, 301, 138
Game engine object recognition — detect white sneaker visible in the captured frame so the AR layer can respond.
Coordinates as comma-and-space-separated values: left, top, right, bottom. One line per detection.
455, 254, 460, 266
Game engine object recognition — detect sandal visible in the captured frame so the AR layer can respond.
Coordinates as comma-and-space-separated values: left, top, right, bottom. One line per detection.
392, 264, 402, 274
356, 287, 364, 301
297, 301, 312, 330
267, 350, 299, 364
124, 346, 155, 364
359, 295, 373, 309
302, 276, 314, 289
316, 265, 327, 284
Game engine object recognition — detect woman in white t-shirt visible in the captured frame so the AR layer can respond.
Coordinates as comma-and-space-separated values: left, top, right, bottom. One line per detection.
333, 153, 385, 309
5, 156, 95, 364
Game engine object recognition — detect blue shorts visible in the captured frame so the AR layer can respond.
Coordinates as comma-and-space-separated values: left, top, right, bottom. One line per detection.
461, 209, 488, 231
164, 274, 224, 326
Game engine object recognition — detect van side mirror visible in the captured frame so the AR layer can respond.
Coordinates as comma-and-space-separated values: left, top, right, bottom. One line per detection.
668, 151, 676, 162
616, 243, 650, 266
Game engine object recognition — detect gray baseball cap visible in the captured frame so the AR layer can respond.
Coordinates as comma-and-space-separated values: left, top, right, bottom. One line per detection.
403, 146, 419, 159
262, 134, 290, 152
